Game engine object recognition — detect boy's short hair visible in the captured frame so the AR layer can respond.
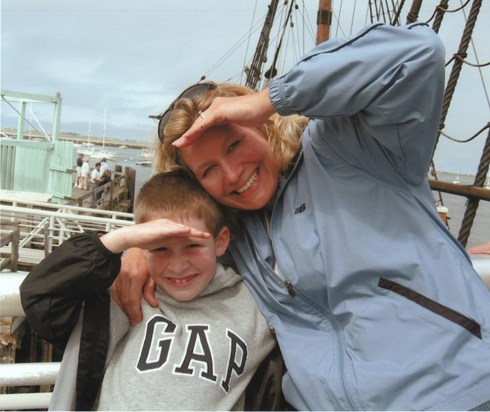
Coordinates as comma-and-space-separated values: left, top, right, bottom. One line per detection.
135, 169, 227, 237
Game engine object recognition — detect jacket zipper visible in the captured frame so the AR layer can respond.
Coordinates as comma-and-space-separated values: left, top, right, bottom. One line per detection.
264, 199, 355, 408
281, 278, 357, 410
284, 280, 296, 297
264, 209, 297, 297
266, 236, 356, 410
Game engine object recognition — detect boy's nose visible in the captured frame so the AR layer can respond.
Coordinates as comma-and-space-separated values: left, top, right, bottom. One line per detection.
166, 257, 189, 274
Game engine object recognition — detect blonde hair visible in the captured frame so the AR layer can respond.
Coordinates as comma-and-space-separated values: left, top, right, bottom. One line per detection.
134, 169, 227, 237
154, 82, 308, 174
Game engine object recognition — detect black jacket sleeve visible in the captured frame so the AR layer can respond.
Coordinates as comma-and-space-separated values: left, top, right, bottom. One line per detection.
19, 231, 122, 350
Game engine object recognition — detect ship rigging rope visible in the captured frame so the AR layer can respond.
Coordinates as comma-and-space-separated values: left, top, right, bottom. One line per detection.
435, 0, 482, 148
239, 0, 260, 85
440, 123, 490, 143
448, 54, 490, 68
199, 15, 264, 82
424, 0, 488, 238
457, 127, 490, 247
425, 0, 471, 24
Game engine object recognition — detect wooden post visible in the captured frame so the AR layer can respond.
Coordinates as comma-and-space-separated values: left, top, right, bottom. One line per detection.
0, 221, 19, 272
125, 167, 136, 212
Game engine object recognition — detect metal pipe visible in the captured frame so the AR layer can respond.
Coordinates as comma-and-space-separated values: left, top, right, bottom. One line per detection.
0, 392, 52, 410
0, 362, 60, 386
0, 272, 27, 316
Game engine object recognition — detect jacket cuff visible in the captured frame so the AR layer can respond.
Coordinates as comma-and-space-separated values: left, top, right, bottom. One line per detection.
92, 231, 123, 258
268, 77, 293, 115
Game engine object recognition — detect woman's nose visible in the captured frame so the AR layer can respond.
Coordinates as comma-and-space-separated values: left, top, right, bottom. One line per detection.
221, 160, 241, 184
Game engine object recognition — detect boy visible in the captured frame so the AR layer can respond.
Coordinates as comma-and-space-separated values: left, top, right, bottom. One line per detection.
20, 169, 277, 411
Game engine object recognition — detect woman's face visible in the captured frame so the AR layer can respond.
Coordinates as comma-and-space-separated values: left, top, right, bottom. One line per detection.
179, 124, 279, 210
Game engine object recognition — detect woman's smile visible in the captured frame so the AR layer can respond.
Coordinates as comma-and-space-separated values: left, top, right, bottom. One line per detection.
234, 169, 258, 194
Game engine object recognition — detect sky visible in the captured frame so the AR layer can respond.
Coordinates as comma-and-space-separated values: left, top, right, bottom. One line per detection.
2, 0, 489, 175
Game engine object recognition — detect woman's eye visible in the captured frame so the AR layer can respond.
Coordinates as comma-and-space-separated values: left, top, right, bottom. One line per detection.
202, 164, 216, 178
228, 140, 240, 153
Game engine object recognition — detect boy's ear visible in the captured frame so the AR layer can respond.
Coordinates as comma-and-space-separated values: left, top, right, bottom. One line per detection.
215, 226, 230, 256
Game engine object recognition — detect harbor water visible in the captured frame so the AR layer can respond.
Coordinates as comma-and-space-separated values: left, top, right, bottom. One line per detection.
75, 146, 489, 250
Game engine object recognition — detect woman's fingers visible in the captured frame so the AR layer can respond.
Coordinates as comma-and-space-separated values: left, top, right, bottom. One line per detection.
173, 89, 275, 148
143, 277, 158, 308
173, 109, 216, 148
112, 248, 149, 324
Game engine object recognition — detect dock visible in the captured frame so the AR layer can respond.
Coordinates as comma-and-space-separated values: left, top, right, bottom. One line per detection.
67, 164, 136, 212
0, 199, 134, 409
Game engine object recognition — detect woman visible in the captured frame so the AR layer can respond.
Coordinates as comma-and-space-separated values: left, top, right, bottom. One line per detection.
116, 22, 490, 410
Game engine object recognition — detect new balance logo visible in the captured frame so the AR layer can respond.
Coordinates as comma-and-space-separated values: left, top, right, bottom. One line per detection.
294, 203, 306, 214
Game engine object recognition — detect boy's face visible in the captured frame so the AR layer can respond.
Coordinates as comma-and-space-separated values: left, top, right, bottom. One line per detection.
145, 215, 229, 302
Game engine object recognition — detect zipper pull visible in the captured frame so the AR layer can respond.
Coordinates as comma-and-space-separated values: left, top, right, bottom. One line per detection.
285, 281, 296, 297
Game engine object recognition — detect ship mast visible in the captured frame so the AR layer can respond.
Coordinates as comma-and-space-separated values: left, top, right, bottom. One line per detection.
244, 0, 279, 90
246, 0, 332, 89
316, 0, 332, 44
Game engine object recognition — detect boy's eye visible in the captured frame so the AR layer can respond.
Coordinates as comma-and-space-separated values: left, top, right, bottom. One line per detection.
186, 243, 200, 250
151, 247, 169, 253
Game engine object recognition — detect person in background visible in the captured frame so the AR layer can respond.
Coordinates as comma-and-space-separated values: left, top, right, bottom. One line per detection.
114, 22, 490, 410
74, 155, 83, 188
468, 241, 490, 255
80, 158, 90, 190
99, 168, 112, 185
20, 169, 279, 411
100, 157, 109, 175
91, 162, 102, 189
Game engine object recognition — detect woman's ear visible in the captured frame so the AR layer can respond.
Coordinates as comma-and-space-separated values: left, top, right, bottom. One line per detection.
215, 226, 230, 256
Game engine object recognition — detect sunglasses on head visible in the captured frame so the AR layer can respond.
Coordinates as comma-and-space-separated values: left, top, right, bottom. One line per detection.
152, 82, 217, 143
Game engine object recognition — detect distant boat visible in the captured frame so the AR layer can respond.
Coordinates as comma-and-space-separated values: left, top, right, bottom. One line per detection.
140, 148, 154, 159
77, 120, 97, 156
91, 149, 117, 160
77, 147, 96, 156
91, 109, 117, 160
136, 160, 152, 167
77, 148, 96, 156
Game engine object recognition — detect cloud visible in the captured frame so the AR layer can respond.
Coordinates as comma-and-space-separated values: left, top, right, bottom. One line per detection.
2, 0, 489, 178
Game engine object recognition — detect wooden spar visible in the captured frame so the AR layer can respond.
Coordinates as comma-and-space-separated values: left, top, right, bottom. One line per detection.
316, 0, 332, 44
429, 179, 490, 202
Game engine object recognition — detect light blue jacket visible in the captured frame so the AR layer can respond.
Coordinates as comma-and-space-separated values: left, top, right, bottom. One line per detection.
229, 23, 490, 410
